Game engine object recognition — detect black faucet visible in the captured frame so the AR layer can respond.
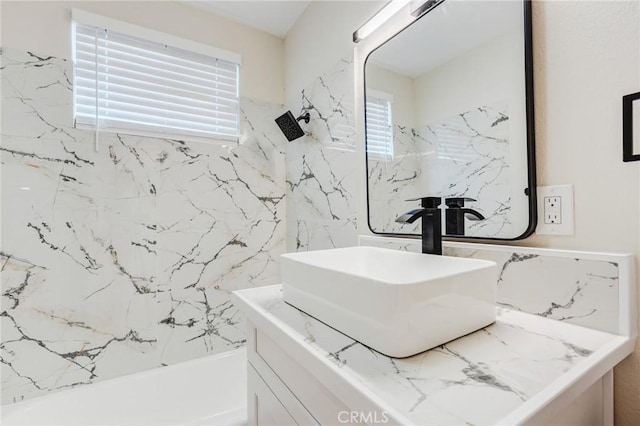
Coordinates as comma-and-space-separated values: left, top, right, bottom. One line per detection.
396, 197, 443, 255
444, 197, 485, 236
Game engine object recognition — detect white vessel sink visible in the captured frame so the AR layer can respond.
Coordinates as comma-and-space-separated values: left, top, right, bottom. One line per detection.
281, 246, 498, 358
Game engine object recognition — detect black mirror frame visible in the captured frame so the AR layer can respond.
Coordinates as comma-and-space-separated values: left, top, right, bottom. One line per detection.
623, 91, 640, 162
363, 0, 537, 241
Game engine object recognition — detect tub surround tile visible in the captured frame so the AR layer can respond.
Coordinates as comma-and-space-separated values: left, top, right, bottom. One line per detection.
1, 47, 286, 403
235, 285, 626, 425
286, 57, 358, 252
420, 104, 514, 237
360, 236, 623, 335
286, 219, 358, 252
369, 105, 515, 237
367, 124, 422, 235
286, 56, 522, 245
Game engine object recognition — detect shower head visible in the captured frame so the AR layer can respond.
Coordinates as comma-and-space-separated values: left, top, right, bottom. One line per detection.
275, 110, 310, 142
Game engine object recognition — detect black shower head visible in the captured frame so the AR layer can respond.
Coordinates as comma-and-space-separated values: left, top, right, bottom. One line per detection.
275, 110, 310, 142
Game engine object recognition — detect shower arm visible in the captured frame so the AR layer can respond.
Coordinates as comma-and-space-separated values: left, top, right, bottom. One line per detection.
296, 112, 310, 124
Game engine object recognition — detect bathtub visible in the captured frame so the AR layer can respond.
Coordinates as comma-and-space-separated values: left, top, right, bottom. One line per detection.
1, 348, 247, 426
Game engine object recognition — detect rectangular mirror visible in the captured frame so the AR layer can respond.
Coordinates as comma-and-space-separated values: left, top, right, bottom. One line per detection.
365, 0, 536, 239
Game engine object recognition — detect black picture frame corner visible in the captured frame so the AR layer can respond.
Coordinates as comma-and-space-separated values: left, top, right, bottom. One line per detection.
623, 91, 640, 162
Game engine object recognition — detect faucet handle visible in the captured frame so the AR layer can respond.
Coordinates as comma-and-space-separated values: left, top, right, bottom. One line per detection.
445, 198, 483, 219
406, 196, 441, 208
445, 197, 477, 208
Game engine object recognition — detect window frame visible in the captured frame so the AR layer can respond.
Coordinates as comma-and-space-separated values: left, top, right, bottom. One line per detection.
71, 9, 242, 144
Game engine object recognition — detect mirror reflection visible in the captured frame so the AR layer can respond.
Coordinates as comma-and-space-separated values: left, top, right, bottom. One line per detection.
365, 0, 534, 239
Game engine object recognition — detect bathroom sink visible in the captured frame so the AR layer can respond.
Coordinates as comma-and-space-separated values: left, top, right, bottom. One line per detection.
281, 246, 498, 358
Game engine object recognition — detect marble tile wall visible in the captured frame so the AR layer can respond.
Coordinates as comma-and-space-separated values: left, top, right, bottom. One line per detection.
1, 45, 624, 406
1, 47, 286, 403
360, 236, 621, 335
367, 124, 423, 235
369, 104, 513, 237
420, 105, 512, 237
286, 58, 359, 251
287, 58, 517, 245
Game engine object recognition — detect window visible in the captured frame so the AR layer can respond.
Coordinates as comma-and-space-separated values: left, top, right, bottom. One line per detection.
72, 10, 241, 143
365, 92, 393, 159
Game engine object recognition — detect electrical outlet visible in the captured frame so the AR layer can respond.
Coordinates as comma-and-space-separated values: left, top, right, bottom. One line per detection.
537, 185, 574, 235
544, 196, 562, 224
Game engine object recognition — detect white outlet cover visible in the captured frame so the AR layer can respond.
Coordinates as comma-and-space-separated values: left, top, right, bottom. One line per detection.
536, 185, 574, 235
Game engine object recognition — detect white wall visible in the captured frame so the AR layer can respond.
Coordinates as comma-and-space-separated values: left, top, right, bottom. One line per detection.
286, 0, 640, 424
284, 0, 383, 106
526, 1, 639, 253
0, 1, 284, 104
413, 31, 524, 128
525, 2, 639, 424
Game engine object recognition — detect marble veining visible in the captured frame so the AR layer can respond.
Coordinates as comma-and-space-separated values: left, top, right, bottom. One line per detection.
285, 57, 524, 250
368, 124, 422, 234
286, 57, 358, 252
369, 105, 515, 237
238, 285, 616, 426
1, 47, 286, 403
360, 237, 620, 334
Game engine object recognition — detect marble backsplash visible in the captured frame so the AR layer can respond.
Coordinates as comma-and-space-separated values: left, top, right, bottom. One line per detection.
1, 47, 286, 403
360, 236, 624, 335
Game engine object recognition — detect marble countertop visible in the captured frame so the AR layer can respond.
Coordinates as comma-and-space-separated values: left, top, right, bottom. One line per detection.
234, 285, 633, 425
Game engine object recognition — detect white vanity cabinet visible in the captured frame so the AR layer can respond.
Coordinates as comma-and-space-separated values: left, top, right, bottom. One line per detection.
246, 322, 379, 425
246, 317, 615, 426
246, 324, 320, 425
248, 364, 297, 426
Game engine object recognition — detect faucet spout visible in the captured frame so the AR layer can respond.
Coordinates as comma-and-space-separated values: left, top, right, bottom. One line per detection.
396, 197, 442, 255
395, 208, 426, 224
461, 208, 485, 221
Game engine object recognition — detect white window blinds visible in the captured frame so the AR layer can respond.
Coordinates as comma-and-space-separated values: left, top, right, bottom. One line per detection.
73, 21, 240, 142
365, 95, 394, 159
